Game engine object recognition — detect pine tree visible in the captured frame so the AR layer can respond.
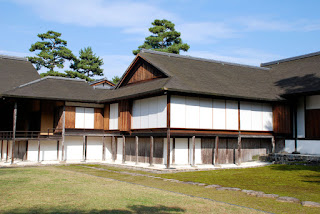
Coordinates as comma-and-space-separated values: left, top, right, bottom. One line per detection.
28, 30, 75, 73
71, 47, 104, 78
111, 75, 121, 84
133, 19, 190, 55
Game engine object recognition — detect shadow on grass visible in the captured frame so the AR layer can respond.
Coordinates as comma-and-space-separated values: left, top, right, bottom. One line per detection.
269, 164, 320, 172
1, 205, 185, 214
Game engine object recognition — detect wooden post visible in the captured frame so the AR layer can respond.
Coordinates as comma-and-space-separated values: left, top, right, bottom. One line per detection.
57, 140, 59, 161
166, 129, 170, 169
214, 136, 219, 165
135, 136, 138, 165
61, 106, 65, 161
271, 136, 275, 154
237, 136, 242, 165
102, 136, 106, 161
192, 136, 196, 167
6, 141, 9, 162
82, 135, 86, 162
122, 135, 126, 164
11, 102, 17, 164
150, 136, 154, 166
25, 140, 28, 161
1, 140, 3, 160
172, 138, 175, 164
166, 94, 171, 169
37, 140, 40, 163
112, 136, 115, 161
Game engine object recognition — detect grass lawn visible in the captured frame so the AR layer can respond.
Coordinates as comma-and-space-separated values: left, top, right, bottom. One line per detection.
0, 167, 261, 214
60, 164, 320, 213
159, 164, 320, 203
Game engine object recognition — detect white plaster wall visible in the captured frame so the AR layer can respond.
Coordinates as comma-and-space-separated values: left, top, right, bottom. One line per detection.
86, 137, 103, 161
298, 140, 320, 155
284, 140, 295, 153
297, 97, 305, 138
132, 95, 167, 129
213, 99, 226, 129
240, 102, 273, 131
306, 95, 320, 109
174, 138, 189, 165
163, 138, 173, 165
189, 138, 202, 165
199, 98, 213, 129
40, 141, 59, 161
64, 136, 83, 161
285, 139, 320, 155
226, 100, 238, 130
116, 137, 123, 162
105, 137, 112, 161
109, 103, 119, 130
1, 140, 8, 160
170, 96, 186, 128
28, 140, 38, 161
186, 97, 200, 129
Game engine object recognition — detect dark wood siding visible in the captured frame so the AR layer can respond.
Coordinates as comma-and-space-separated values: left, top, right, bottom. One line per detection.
153, 138, 164, 164
241, 138, 271, 162
306, 109, 320, 138
125, 137, 136, 162
119, 100, 131, 132
273, 103, 292, 134
65, 106, 75, 129
94, 108, 104, 129
103, 104, 110, 130
201, 138, 214, 164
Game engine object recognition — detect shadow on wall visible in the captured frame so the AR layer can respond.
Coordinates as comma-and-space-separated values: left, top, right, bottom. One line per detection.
275, 74, 320, 95
1, 205, 186, 214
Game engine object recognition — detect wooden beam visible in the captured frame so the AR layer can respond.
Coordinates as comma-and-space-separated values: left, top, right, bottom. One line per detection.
102, 136, 106, 161
214, 136, 219, 165
192, 136, 196, 166
150, 136, 154, 166
237, 136, 242, 165
112, 136, 116, 161
61, 106, 66, 161
135, 136, 138, 165
37, 140, 40, 163
57, 141, 59, 161
122, 135, 126, 164
11, 102, 17, 164
271, 136, 275, 154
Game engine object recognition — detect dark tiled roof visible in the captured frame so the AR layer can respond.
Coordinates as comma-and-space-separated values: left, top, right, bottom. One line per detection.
136, 50, 280, 101
262, 53, 320, 96
3, 77, 107, 102
0, 55, 40, 95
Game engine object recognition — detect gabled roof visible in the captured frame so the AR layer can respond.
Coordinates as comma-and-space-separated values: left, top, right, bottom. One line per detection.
89, 77, 115, 87
126, 49, 279, 101
262, 51, 320, 96
3, 76, 108, 102
0, 55, 40, 95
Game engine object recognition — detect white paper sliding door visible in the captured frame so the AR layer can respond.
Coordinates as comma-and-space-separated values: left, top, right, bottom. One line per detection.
109, 103, 119, 130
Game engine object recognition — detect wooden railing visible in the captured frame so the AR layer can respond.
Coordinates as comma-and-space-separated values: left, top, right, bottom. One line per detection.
0, 129, 62, 139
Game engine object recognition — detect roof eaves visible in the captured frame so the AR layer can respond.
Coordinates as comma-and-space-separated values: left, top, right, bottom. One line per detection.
261, 51, 320, 67
18, 76, 86, 88
0, 54, 28, 61
140, 49, 270, 71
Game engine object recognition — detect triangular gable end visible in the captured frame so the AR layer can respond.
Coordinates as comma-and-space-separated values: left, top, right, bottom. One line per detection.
117, 56, 167, 88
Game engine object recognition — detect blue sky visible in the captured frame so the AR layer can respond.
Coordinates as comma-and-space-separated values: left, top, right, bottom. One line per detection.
0, 0, 320, 79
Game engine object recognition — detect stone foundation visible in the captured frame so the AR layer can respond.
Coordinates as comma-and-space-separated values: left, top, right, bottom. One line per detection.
261, 153, 320, 165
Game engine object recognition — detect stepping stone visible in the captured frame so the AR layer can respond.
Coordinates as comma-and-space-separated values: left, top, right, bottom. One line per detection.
301, 201, 320, 208
197, 183, 206, 186
241, 189, 254, 193
216, 187, 231, 191
276, 196, 300, 203
246, 191, 265, 196
205, 185, 221, 188
226, 187, 241, 191
258, 194, 279, 198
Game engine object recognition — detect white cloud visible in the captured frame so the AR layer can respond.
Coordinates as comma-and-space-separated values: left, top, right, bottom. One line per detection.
183, 48, 283, 66
178, 22, 237, 44
13, 0, 177, 31
100, 54, 135, 79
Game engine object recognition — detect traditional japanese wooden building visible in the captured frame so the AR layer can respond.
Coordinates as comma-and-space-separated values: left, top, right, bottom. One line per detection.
0, 50, 319, 167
